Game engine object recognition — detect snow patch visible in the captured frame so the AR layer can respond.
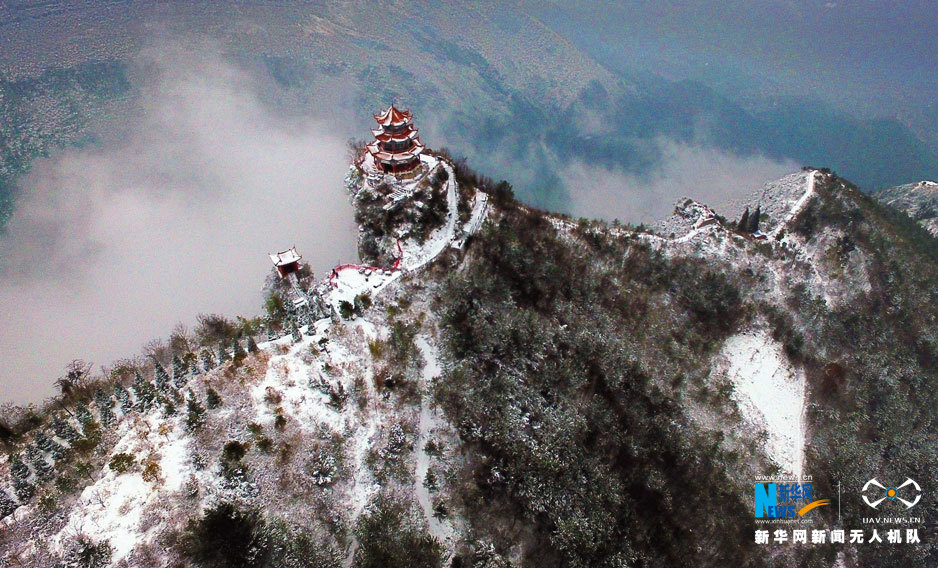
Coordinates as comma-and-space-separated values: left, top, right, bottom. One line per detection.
414, 337, 456, 544
716, 329, 805, 478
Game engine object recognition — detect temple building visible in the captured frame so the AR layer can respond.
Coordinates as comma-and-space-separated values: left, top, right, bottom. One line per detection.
365, 105, 425, 177
269, 246, 302, 278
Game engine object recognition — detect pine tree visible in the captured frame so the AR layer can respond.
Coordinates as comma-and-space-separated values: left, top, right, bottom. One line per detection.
9, 455, 30, 481
0, 490, 16, 520
289, 318, 302, 343
232, 337, 246, 359
12, 477, 33, 503
185, 390, 207, 431
26, 445, 53, 481
217, 341, 230, 364
52, 417, 80, 444
153, 361, 171, 393
737, 207, 750, 232
172, 354, 189, 387
113, 383, 133, 414
748, 205, 761, 233
246, 335, 259, 354
201, 349, 216, 373
206, 388, 222, 409
75, 403, 93, 427
266, 322, 278, 342
133, 372, 156, 412
94, 389, 116, 428
35, 431, 67, 461
9, 454, 35, 502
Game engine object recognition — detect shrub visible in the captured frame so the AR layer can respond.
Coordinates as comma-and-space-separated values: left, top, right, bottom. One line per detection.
195, 314, 238, 346
62, 536, 112, 568
142, 461, 161, 483
108, 453, 135, 474
338, 300, 355, 320
183, 503, 269, 568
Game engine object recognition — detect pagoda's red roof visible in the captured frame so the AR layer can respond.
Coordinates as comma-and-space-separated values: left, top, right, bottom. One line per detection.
366, 140, 425, 163
374, 105, 413, 127
372, 127, 419, 143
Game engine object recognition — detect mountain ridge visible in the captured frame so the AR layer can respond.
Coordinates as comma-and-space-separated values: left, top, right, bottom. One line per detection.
2, 156, 938, 566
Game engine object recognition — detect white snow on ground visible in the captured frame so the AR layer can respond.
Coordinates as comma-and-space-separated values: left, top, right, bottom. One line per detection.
328, 268, 401, 313
715, 329, 805, 478
414, 337, 456, 544
383, 155, 442, 209
51, 414, 191, 565
773, 170, 815, 237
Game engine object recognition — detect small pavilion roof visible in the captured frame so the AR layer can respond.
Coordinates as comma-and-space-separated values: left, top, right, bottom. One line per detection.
269, 246, 302, 266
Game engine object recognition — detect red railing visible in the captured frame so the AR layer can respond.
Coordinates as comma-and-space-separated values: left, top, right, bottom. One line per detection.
329, 240, 404, 287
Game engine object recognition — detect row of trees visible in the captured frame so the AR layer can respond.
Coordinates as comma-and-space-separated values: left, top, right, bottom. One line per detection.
0, 334, 265, 520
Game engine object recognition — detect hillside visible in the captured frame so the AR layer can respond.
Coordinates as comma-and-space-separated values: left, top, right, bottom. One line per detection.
2, 153, 938, 567
878, 180, 938, 237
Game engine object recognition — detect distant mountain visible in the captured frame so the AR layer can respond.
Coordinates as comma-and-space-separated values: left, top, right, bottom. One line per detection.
878, 180, 938, 237
2, 1, 937, 226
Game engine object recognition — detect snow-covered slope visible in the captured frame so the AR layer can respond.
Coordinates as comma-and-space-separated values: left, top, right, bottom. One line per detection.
878, 180, 938, 237
3, 163, 935, 567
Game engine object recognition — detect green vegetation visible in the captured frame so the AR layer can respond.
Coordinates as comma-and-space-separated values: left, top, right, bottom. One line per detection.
433, 202, 788, 566
353, 495, 444, 568
107, 453, 135, 474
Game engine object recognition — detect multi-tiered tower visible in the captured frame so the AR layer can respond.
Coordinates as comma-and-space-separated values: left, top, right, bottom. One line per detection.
365, 105, 425, 177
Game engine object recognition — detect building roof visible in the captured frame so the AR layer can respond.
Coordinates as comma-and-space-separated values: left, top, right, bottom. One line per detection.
373, 105, 413, 127
371, 127, 419, 143
366, 140, 425, 164
269, 246, 302, 266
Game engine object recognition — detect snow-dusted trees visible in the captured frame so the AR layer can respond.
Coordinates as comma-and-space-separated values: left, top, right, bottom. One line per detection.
232, 337, 246, 360
246, 335, 259, 354
25, 444, 53, 481
287, 318, 303, 343
0, 490, 16, 520
172, 354, 189, 387
94, 389, 116, 428
185, 389, 207, 431
205, 388, 222, 410
52, 417, 80, 444
75, 403, 93, 428
200, 349, 216, 373
153, 361, 171, 393
113, 383, 133, 414
217, 341, 230, 364
9, 455, 34, 502
61, 536, 112, 568
133, 371, 157, 412
35, 431, 68, 461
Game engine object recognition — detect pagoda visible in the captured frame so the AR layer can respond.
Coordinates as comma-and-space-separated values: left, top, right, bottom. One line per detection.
365, 104, 425, 177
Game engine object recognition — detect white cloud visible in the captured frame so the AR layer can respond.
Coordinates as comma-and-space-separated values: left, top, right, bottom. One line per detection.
563, 138, 798, 224
0, 43, 358, 403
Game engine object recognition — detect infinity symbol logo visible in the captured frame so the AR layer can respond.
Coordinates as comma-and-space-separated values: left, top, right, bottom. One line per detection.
862, 478, 921, 509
